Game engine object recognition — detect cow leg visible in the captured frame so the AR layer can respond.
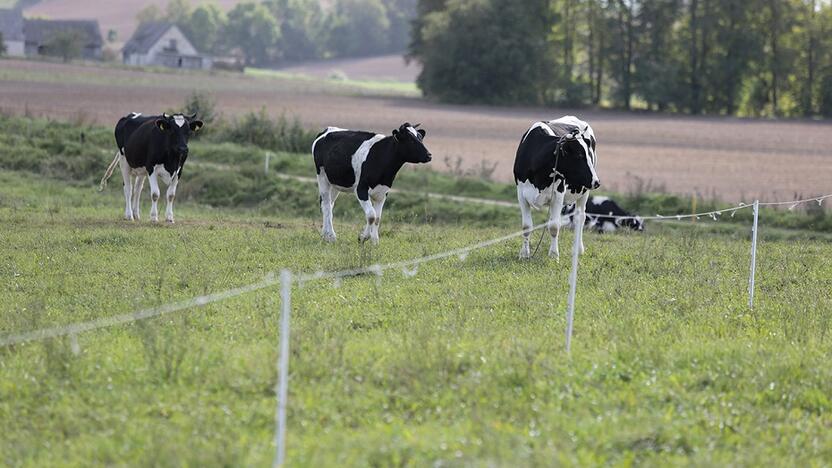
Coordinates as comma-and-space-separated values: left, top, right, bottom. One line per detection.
358, 200, 378, 244
575, 192, 589, 254
370, 195, 386, 244
317, 175, 336, 242
548, 189, 565, 260
165, 174, 179, 223
131, 173, 145, 220
119, 155, 134, 221
148, 170, 161, 223
517, 186, 533, 259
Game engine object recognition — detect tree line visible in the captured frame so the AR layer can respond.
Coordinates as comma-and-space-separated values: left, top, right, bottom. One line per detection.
137, 0, 416, 66
409, 0, 832, 117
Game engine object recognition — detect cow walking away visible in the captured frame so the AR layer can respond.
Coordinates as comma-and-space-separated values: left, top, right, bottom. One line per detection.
100, 112, 203, 223
312, 123, 432, 244
514, 116, 600, 259
562, 196, 645, 233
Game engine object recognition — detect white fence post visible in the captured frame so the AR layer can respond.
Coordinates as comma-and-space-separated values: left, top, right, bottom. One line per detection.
274, 270, 292, 468
565, 220, 582, 353
265, 152, 272, 175
748, 200, 760, 309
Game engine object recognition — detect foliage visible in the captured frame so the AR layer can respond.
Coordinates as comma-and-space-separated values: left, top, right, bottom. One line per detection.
415, 0, 552, 104
136, 0, 416, 64
0, 32, 6, 56
225, 2, 281, 66
43, 29, 85, 62
211, 108, 316, 154
182, 91, 218, 125
410, 0, 832, 117
327, 0, 392, 57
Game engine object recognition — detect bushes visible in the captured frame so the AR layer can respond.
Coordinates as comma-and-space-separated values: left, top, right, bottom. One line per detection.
210, 108, 316, 154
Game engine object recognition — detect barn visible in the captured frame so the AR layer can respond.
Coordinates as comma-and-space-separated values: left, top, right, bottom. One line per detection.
23, 18, 103, 60
122, 22, 212, 70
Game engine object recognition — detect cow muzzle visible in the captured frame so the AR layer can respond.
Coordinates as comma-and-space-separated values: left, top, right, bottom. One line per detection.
591, 179, 601, 190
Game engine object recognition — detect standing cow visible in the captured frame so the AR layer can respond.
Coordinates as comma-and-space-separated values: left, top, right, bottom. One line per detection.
513, 116, 600, 259
100, 112, 203, 223
562, 196, 645, 233
312, 123, 432, 244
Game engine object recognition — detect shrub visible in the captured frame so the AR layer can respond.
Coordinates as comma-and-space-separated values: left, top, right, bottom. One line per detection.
214, 108, 316, 153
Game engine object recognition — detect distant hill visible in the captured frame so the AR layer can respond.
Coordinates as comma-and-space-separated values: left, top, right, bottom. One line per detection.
24, 0, 241, 49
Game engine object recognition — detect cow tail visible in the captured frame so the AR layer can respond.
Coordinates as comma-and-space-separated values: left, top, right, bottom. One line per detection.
99, 150, 121, 192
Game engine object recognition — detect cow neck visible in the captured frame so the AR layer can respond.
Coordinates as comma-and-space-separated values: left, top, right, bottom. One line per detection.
377, 136, 407, 185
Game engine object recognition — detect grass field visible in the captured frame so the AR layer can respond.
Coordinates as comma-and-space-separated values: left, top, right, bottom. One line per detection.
2, 167, 832, 465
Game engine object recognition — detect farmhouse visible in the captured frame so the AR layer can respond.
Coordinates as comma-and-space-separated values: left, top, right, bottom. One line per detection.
122, 22, 212, 70
23, 18, 103, 59
0, 8, 25, 57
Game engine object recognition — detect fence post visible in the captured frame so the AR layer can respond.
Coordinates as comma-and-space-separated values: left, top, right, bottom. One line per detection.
274, 270, 292, 468
748, 200, 760, 309
565, 219, 582, 353
265, 152, 272, 175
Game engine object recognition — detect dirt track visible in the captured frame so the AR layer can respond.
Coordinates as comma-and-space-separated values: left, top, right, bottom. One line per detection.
1, 59, 831, 201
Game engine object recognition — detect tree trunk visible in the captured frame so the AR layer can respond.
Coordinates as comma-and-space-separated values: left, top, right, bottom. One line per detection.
769, 0, 779, 116
805, 0, 816, 116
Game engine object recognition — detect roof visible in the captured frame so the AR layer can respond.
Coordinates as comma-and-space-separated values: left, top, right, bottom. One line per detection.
23, 18, 103, 47
123, 21, 191, 55
0, 8, 24, 42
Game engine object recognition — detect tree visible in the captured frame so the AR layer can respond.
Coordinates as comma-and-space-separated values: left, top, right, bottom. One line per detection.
181, 3, 227, 54
413, 0, 552, 104
327, 0, 390, 57
267, 0, 325, 62
0, 32, 6, 57
166, 0, 193, 26
225, 2, 281, 66
44, 30, 85, 62
136, 5, 163, 24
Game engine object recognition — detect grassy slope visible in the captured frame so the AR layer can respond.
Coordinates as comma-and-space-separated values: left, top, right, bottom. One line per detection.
1, 172, 832, 466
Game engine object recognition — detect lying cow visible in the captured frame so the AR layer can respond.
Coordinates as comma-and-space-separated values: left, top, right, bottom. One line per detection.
514, 116, 601, 259
562, 196, 645, 232
100, 112, 203, 223
312, 123, 432, 244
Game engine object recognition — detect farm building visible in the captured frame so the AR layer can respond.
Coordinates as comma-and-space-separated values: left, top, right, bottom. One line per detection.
22, 18, 103, 59
0, 8, 25, 57
122, 22, 212, 70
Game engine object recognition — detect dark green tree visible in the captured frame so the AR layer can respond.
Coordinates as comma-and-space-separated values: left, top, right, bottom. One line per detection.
225, 2, 281, 66
327, 0, 391, 57
413, 0, 552, 104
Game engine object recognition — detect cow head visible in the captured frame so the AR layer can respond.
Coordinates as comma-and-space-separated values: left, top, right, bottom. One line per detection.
155, 113, 204, 162
557, 129, 600, 192
392, 123, 432, 164
622, 216, 645, 232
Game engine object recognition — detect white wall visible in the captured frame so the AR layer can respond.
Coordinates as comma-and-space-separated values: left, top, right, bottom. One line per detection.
4, 40, 24, 57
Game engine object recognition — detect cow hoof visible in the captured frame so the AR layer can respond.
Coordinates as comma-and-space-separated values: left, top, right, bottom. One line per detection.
322, 232, 337, 243
166, 219, 175, 224
519, 247, 531, 260
150, 217, 159, 223
548, 248, 560, 261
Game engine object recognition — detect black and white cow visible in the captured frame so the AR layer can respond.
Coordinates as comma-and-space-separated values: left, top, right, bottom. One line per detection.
312, 123, 432, 244
100, 112, 203, 223
514, 116, 600, 259
562, 196, 645, 233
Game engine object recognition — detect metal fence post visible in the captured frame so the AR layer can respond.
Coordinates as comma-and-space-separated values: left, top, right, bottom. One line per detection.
565, 219, 582, 353
748, 200, 760, 309
274, 270, 292, 468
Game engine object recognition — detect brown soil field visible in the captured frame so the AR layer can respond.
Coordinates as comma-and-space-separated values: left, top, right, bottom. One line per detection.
276, 54, 420, 83
1, 59, 831, 202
